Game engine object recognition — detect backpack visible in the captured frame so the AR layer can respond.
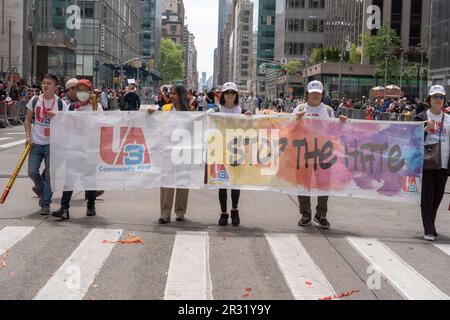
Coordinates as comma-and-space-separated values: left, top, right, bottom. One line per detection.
295, 103, 334, 117
31, 95, 64, 112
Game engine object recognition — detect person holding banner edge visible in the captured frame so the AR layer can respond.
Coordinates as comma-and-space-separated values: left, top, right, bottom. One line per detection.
24, 74, 68, 216
415, 85, 450, 241
148, 85, 191, 224
52, 79, 103, 220
293, 80, 347, 230
212, 82, 253, 226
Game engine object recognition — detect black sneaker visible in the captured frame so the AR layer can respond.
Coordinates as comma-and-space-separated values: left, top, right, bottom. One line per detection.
158, 217, 171, 224
176, 216, 185, 222
313, 215, 330, 230
231, 209, 240, 226
298, 216, 312, 227
52, 207, 69, 220
96, 191, 105, 197
219, 213, 229, 226
86, 205, 96, 217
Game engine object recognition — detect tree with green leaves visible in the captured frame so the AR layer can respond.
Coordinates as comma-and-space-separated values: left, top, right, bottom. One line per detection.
361, 26, 401, 84
158, 39, 185, 84
284, 60, 302, 76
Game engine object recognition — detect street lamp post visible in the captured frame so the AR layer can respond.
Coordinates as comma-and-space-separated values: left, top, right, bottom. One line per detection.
419, 47, 425, 101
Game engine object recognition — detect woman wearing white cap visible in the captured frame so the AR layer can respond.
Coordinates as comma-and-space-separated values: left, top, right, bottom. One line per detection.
214, 82, 252, 226
293, 80, 347, 230
415, 85, 450, 241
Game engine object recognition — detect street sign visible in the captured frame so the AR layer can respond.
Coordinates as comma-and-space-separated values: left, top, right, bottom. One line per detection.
265, 64, 282, 70
280, 58, 288, 65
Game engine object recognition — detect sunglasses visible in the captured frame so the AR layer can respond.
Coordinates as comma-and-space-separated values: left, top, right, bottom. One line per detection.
224, 91, 237, 95
431, 95, 445, 100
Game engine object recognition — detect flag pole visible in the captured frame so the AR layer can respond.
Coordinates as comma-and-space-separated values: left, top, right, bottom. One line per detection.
0, 144, 32, 204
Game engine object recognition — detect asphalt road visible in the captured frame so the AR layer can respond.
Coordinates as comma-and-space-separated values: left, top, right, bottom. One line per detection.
1, 125, 450, 300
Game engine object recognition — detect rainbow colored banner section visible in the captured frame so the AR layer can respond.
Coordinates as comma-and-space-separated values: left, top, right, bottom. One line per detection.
206, 114, 424, 203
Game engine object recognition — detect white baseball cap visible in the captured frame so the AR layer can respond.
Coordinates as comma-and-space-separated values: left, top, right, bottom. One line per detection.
307, 80, 324, 94
222, 82, 239, 93
429, 85, 446, 96
65, 78, 79, 90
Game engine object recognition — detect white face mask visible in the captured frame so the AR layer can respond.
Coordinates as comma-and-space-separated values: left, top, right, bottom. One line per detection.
77, 91, 90, 102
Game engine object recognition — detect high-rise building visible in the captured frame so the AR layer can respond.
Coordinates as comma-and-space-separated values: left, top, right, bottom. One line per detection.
185, 32, 198, 90
275, 0, 326, 62
162, 0, 185, 45
75, 0, 141, 88
429, 0, 450, 94
232, 0, 253, 92
362, 0, 431, 50
0, 0, 77, 85
216, 0, 231, 85
222, 3, 235, 84
140, 0, 162, 91
256, 0, 276, 96
324, 0, 364, 48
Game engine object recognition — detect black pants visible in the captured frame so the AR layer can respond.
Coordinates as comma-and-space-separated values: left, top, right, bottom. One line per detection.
298, 196, 329, 218
421, 169, 448, 235
219, 189, 240, 213
61, 191, 97, 209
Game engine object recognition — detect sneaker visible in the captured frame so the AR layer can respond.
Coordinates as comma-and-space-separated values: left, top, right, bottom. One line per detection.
39, 206, 51, 216
32, 187, 42, 198
52, 207, 69, 220
231, 209, 240, 226
158, 216, 171, 224
219, 213, 229, 226
86, 205, 96, 217
298, 216, 312, 227
313, 215, 330, 230
176, 215, 185, 222
96, 191, 105, 197
424, 234, 435, 241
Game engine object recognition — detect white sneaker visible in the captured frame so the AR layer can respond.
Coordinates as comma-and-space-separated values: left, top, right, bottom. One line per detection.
424, 234, 435, 241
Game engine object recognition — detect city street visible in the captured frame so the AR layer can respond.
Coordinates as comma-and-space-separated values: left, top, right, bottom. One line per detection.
1, 125, 450, 301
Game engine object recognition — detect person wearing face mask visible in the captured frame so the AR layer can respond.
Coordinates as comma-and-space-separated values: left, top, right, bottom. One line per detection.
52, 79, 103, 221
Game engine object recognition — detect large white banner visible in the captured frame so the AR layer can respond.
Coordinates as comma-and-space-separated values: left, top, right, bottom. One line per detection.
50, 111, 206, 192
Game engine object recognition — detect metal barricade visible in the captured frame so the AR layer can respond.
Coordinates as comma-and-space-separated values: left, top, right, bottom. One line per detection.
0, 101, 12, 127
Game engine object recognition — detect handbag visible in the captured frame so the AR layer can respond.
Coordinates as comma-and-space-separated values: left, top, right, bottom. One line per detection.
424, 113, 445, 170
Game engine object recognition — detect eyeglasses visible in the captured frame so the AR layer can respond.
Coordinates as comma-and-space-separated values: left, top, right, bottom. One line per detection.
431, 95, 446, 100
224, 91, 237, 95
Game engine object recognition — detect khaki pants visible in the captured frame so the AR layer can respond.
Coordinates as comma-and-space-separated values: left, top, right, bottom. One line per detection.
298, 196, 329, 218
160, 188, 189, 219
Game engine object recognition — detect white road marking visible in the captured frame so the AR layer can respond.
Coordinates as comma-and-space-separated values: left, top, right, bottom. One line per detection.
34, 229, 123, 300
348, 237, 449, 300
0, 226, 35, 256
0, 139, 26, 149
164, 231, 213, 300
265, 234, 336, 300
433, 243, 450, 257
0, 138, 13, 142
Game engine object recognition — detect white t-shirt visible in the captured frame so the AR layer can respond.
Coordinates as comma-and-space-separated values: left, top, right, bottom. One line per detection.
72, 102, 104, 112
292, 103, 335, 119
26, 95, 68, 145
219, 105, 242, 114
425, 110, 450, 169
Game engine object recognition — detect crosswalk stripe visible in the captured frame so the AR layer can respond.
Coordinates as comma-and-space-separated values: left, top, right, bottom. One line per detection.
34, 229, 123, 300
0, 139, 26, 149
347, 237, 449, 300
0, 138, 13, 142
265, 234, 336, 300
164, 231, 213, 300
0, 226, 35, 256
433, 244, 450, 257
5, 133, 26, 135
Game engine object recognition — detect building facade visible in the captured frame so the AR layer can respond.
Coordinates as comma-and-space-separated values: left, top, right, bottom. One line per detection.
256, 0, 276, 95
1, 0, 77, 85
75, 0, 141, 89
161, 0, 185, 45
362, 0, 431, 50
216, 0, 231, 86
429, 0, 450, 94
140, 0, 162, 91
232, 0, 253, 92
324, 0, 364, 48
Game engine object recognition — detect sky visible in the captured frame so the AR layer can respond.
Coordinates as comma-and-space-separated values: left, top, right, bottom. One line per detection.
182, 0, 259, 81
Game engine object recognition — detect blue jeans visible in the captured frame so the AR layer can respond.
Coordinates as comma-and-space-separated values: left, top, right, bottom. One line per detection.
28, 144, 52, 207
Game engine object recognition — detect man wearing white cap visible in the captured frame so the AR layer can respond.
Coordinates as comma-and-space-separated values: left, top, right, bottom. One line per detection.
415, 85, 449, 241
64, 78, 79, 105
293, 80, 347, 230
